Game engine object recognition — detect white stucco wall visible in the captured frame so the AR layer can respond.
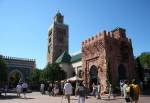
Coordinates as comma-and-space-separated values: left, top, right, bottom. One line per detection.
60, 63, 74, 78
72, 61, 82, 75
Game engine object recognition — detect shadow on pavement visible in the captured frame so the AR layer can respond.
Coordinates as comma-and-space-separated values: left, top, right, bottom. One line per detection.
102, 98, 117, 101
0, 95, 35, 100
0, 95, 18, 99
20, 97, 35, 99
71, 98, 78, 100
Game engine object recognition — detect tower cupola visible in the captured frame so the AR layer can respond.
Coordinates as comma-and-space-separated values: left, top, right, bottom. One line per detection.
54, 11, 64, 24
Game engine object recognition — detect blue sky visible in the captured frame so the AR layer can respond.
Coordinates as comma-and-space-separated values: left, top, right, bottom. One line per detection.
0, 0, 150, 69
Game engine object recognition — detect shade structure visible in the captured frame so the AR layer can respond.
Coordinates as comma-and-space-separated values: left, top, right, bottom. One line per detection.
67, 76, 83, 81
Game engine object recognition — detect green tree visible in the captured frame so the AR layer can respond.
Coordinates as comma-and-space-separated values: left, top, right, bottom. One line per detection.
139, 52, 150, 68
41, 63, 66, 82
136, 52, 150, 81
10, 71, 21, 87
28, 68, 42, 83
135, 57, 144, 81
0, 58, 8, 87
28, 68, 42, 90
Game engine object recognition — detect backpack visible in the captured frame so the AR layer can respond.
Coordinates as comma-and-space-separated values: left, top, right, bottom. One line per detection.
77, 86, 86, 97
129, 85, 137, 100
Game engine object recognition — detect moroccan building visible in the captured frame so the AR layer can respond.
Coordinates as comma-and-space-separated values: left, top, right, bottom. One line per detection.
82, 28, 135, 92
46, 12, 136, 86
47, 11, 69, 64
0, 55, 35, 87
47, 12, 73, 78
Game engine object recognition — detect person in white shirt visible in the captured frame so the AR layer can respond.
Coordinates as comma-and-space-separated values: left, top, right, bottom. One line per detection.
64, 80, 72, 103
40, 83, 45, 95
53, 84, 59, 96
22, 82, 28, 98
97, 83, 101, 99
16, 83, 22, 97
120, 80, 124, 97
123, 80, 132, 103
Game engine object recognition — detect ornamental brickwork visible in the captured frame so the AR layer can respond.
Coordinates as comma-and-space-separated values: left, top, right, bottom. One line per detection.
47, 11, 68, 64
82, 28, 135, 92
1, 55, 35, 85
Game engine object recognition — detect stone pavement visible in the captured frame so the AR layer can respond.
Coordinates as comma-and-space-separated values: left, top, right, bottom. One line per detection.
0, 92, 150, 103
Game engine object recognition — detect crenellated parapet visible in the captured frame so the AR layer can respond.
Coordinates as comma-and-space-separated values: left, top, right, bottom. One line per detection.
82, 30, 107, 46
2, 55, 35, 62
82, 27, 132, 47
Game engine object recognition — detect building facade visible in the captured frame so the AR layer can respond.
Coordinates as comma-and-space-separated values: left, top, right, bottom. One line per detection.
82, 28, 135, 92
0, 55, 35, 86
71, 53, 82, 77
47, 11, 69, 64
46, 13, 136, 91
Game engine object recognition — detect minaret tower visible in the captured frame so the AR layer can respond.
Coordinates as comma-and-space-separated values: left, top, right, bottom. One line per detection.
47, 11, 69, 64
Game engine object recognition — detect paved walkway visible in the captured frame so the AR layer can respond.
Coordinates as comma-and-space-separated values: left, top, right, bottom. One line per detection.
0, 92, 150, 103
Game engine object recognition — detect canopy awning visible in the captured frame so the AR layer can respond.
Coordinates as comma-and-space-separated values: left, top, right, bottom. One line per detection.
67, 76, 83, 81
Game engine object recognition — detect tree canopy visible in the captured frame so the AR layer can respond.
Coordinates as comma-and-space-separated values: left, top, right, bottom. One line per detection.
40, 63, 66, 82
0, 58, 8, 86
135, 52, 150, 81
135, 57, 144, 81
139, 52, 150, 69
28, 68, 42, 83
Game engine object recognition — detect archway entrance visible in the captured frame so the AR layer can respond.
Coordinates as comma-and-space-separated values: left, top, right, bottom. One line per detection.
89, 65, 98, 92
118, 64, 126, 81
8, 70, 23, 88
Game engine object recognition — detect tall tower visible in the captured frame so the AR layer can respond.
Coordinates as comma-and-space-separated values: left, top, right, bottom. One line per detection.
47, 11, 69, 64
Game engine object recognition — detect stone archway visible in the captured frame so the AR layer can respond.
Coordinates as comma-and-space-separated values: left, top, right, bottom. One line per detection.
118, 64, 126, 81
8, 69, 24, 88
89, 65, 98, 92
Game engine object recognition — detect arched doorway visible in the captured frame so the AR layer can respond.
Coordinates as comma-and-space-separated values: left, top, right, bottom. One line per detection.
118, 64, 126, 81
89, 65, 98, 92
8, 69, 23, 88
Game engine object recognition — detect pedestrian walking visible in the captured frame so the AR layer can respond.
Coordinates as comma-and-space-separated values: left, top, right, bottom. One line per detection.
40, 83, 45, 95
140, 81, 143, 94
92, 84, 97, 98
76, 82, 86, 103
123, 80, 132, 103
48, 83, 53, 96
108, 83, 114, 99
120, 80, 124, 97
16, 83, 22, 97
131, 79, 141, 103
97, 83, 101, 99
53, 84, 59, 96
22, 82, 28, 98
63, 80, 72, 103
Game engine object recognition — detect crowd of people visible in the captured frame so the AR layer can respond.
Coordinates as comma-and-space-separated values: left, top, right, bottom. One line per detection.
42, 79, 141, 103
40, 81, 63, 96
1, 78, 142, 103
0, 81, 28, 99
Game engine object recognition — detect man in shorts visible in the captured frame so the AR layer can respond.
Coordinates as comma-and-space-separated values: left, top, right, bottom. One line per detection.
64, 80, 72, 103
